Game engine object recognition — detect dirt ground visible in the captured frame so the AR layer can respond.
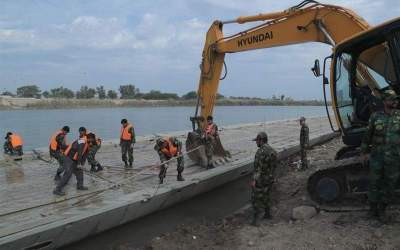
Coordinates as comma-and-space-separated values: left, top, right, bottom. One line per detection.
133, 138, 400, 250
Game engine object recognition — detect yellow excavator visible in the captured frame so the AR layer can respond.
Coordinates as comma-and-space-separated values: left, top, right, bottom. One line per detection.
186, 0, 400, 203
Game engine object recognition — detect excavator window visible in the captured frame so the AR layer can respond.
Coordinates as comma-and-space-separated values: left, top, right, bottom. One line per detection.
391, 31, 400, 85
335, 53, 354, 129
356, 41, 396, 89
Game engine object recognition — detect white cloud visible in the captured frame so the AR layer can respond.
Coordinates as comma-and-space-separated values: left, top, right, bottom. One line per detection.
0, 16, 143, 52
0, 29, 35, 43
0, 14, 210, 53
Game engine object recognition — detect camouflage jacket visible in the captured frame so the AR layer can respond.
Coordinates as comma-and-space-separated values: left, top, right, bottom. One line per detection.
253, 143, 278, 186
300, 124, 309, 147
361, 111, 389, 154
154, 137, 182, 162
385, 110, 400, 155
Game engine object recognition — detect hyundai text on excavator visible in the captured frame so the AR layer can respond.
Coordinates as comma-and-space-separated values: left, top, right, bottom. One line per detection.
185, 0, 400, 204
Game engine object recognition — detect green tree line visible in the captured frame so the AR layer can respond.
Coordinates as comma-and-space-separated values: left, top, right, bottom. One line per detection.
1, 84, 205, 100
1, 84, 322, 104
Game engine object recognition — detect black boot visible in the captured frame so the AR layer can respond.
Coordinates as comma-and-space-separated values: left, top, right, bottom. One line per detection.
368, 202, 379, 218
263, 207, 272, 219
251, 211, 262, 227
123, 160, 128, 168
129, 161, 133, 168
177, 173, 185, 181
77, 185, 88, 191
159, 166, 166, 184
207, 163, 215, 169
53, 187, 65, 196
90, 165, 97, 172
378, 203, 389, 223
96, 163, 103, 172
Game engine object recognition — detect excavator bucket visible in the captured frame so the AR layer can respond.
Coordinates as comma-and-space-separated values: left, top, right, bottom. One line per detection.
186, 131, 229, 167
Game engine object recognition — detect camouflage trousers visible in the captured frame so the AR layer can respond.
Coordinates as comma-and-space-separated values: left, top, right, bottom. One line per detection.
121, 140, 134, 164
204, 138, 214, 164
87, 145, 100, 167
50, 149, 66, 176
159, 155, 184, 180
251, 182, 272, 212
300, 146, 308, 169
368, 151, 400, 204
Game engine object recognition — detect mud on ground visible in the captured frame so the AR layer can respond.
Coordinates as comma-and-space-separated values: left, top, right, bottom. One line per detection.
133, 138, 400, 250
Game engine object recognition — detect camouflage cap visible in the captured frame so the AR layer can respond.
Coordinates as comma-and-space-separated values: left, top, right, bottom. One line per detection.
382, 89, 398, 101
252, 131, 268, 141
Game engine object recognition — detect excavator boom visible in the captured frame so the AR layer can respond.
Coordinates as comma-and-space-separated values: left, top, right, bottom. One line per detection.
187, 0, 371, 167
194, 1, 370, 126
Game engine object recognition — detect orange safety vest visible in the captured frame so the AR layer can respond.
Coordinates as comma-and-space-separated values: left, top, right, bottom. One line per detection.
64, 137, 88, 161
120, 123, 133, 141
160, 138, 178, 157
10, 134, 23, 148
50, 130, 66, 151
205, 123, 216, 136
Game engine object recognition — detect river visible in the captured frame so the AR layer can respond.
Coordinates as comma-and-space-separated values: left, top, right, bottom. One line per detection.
0, 106, 327, 150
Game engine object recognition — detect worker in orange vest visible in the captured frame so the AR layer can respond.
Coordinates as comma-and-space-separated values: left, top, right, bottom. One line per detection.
203, 115, 218, 169
49, 126, 70, 181
120, 118, 135, 168
4, 132, 23, 156
154, 137, 185, 184
53, 127, 89, 196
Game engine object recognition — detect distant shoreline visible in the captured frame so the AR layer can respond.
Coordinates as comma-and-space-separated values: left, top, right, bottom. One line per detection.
0, 96, 327, 110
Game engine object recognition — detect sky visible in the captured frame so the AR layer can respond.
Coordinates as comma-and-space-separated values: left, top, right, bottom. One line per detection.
0, 0, 399, 99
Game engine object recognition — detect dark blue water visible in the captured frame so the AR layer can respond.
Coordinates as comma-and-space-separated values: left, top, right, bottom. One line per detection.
0, 106, 326, 150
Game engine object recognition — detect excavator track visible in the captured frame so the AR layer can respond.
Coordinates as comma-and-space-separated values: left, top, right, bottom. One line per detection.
307, 157, 370, 205
308, 155, 400, 209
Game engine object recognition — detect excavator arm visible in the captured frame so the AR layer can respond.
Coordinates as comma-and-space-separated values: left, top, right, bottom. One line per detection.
192, 1, 370, 130
186, 0, 373, 167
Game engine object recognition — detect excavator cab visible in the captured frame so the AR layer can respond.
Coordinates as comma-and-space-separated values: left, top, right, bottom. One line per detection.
330, 17, 400, 148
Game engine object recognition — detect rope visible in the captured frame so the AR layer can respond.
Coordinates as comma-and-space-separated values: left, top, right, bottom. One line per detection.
0, 186, 116, 218
117, 145, 203, 187
2, 145, 204, 217
83, 169, 119, 185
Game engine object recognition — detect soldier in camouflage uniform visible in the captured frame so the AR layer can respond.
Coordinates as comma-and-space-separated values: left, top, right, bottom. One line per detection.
49, 126, 69, 181
87, 132, 103, 172
251, 131, 278, 226
361, 89, 400, 219
299, 117, 310, 169
204, 116, 218, 169
154, 137, 185, 184
120, 119, 136, 168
